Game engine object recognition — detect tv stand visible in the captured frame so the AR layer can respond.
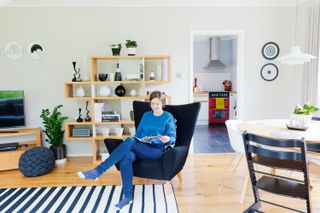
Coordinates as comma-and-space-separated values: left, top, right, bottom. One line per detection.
0, 127, 42, 171
0, 130, 19, 134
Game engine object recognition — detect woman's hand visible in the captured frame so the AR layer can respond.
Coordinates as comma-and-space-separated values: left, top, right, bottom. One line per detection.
159, 135, 170, 143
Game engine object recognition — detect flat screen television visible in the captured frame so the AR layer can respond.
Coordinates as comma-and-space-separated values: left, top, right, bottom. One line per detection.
0, 90, 25, 129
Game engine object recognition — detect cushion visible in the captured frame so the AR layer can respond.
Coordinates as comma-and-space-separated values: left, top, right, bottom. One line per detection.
19, 147, 55, 177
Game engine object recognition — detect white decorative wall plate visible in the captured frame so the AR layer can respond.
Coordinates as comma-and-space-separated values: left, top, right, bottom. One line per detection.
5, 42, 23, 60
28, 42, 45, 59
262, 42, 279, 60
260, 63, 278, 81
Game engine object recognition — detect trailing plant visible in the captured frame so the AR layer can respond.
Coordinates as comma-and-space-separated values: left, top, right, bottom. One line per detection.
40, 105, 68, 147
293, 103, 319, 115
125, 40, 138, 48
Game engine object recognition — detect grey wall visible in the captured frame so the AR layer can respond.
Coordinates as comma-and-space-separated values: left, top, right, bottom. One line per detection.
0, 7, 304, 156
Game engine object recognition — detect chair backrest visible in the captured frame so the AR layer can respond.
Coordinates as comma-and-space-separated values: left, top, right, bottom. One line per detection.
242, 132, 311, 212
225, 120, 244, 154
133, 101, 201, 147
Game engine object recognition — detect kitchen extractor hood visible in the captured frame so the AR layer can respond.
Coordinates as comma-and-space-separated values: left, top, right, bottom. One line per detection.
204, 37, 226, 69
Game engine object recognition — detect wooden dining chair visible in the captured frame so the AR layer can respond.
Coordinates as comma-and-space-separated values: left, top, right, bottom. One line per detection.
242, 132, 312, 213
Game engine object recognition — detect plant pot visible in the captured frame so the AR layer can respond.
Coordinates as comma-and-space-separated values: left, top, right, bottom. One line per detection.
127, 47, 136, 56
111, 48, 121, 56
50, 144, 67, 165
289, 114, 312, 129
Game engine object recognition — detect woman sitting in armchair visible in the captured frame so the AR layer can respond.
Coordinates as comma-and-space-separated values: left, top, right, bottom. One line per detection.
77, 91, 176, 210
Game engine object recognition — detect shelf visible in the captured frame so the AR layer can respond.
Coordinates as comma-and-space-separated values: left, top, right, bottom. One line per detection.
65, 121, 93, 125
94, 134, 131, 140
93, 81, 144, 84
65, 54, 171, 164
91, 55, 171, 60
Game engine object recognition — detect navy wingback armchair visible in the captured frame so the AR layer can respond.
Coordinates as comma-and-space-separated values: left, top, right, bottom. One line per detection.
104, 101, 200, 183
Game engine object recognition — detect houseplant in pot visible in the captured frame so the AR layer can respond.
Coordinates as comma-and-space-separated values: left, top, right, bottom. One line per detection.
125, 40, 137, 56
110, 43, 122, 56
288, 103, 319, 130
40, 104, 69, 164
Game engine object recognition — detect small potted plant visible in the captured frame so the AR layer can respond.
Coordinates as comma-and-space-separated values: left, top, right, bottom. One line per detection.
125, 40, 138, 56
40, 105, 69, 164
110, 43, 122, 56
288, 103, 319, 130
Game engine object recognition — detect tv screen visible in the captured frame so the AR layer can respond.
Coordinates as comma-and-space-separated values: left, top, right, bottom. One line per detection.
0, 90, 25, 128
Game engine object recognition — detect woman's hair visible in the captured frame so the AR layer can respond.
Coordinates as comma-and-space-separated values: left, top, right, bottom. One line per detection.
149, 91, 166, 107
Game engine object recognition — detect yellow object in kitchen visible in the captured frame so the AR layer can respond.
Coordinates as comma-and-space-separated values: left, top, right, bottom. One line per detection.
216, 98, 225, 109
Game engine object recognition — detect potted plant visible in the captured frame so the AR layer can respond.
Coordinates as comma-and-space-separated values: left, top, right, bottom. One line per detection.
289, 103, 319, 129
110, 43, 122, 56
125, 40, 138, 56
40, 105, 69, 164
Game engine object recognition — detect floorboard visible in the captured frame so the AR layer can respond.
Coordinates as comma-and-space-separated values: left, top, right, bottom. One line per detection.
0, 154, 319, 212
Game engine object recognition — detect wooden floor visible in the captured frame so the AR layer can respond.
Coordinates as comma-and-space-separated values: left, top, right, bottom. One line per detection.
0, 154, 319, 213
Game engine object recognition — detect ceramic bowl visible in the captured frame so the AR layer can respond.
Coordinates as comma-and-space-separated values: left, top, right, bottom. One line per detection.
114, 127, 124, 137
98, 73, 108, 81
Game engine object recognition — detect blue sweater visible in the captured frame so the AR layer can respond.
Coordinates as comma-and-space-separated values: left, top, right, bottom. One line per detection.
135, 111, 176, 148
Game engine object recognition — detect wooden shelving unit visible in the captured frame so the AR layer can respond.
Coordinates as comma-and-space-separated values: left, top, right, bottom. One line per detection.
0, 127, 42, 171
64, 55, 172, 164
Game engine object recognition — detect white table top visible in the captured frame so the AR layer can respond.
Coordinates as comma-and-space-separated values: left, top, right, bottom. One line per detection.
237, 119, 320, 144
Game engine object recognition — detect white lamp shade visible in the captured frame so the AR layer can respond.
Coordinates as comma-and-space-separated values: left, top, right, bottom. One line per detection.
278, 46, 316, 65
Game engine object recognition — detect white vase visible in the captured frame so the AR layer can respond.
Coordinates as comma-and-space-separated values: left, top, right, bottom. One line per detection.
99, 86, 111, 96
130, 89, 137, 96
289, 114, 312, 129
76, 86, 85, 97
127, 47, 136, 56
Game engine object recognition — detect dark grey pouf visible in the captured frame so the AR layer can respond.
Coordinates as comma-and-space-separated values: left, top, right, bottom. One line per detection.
19, 147, 55, 177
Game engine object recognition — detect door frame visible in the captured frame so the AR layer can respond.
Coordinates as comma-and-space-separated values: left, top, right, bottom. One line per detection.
189, 30, 245, 153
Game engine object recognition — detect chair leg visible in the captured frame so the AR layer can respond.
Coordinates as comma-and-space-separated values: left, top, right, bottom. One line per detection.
230, 154, 244, 176
165, 181, 171, 195
240, 172, 250, 204
177, 172, 183, 182
271, 168, 276, 175
218, 153, 238, 186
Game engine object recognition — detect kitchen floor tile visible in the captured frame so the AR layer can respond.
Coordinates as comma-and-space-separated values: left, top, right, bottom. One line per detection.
193, 124, 234, 153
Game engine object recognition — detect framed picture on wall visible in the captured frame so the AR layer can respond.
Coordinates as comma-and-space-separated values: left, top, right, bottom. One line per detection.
27, 42, 45, 59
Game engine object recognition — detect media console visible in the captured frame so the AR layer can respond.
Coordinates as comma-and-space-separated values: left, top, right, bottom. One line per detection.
0, 127, 42, 171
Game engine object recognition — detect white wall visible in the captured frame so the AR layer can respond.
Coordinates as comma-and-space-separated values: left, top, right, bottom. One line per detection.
0, 7, 304, 156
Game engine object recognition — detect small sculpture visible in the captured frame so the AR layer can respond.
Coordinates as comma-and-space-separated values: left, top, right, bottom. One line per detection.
84, 101, 91, 122
76, 108, 83, 122
72, 61, 82, 82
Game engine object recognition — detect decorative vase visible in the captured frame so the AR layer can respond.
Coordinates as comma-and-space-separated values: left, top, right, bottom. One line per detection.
289, 114, 312, 129
114, 63, 122, 81
50, 144, 67, 165
130, 89, 137, 96
76, 86, 85, 97
130, 110, 134, 121
115, 85, 126, 97
99, 86, 111, 96
111, 48, 121, 56
98, 73, 108, 81
127, 47, 136, 56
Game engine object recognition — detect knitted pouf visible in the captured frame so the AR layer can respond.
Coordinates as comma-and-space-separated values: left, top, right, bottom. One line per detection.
19, 147, 55, 177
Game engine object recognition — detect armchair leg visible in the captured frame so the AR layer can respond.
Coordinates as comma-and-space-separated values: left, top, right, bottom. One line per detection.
177, 172, 183, 182
165, 181, 171, 195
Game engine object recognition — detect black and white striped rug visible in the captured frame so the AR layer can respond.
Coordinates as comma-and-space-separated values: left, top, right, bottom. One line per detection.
0, 184, 178, 213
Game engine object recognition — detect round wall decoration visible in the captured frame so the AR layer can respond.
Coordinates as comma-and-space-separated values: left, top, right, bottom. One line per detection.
261, 63, 278, 81
5, 42, 23, 60
27, 42, 45, 59
261, 42, 279, 60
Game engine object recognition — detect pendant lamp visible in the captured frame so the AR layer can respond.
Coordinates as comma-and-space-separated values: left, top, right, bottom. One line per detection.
278, 0, 316, 65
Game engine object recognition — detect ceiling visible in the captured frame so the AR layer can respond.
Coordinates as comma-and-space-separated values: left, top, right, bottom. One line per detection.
4, 0, 310, 7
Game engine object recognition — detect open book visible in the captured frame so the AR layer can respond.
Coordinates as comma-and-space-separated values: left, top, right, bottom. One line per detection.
134, 136, 161, 143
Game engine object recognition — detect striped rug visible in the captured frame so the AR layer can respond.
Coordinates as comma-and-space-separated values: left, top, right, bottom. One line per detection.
0, 184, 178, 213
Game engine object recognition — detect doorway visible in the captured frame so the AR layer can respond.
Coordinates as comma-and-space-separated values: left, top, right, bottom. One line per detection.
189, 30, 244, 153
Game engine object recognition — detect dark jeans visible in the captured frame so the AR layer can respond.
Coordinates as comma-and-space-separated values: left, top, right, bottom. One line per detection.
96, 137, 163, 199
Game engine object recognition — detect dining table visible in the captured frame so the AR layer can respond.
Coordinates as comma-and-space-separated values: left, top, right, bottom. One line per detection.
237, 119, 320, 145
